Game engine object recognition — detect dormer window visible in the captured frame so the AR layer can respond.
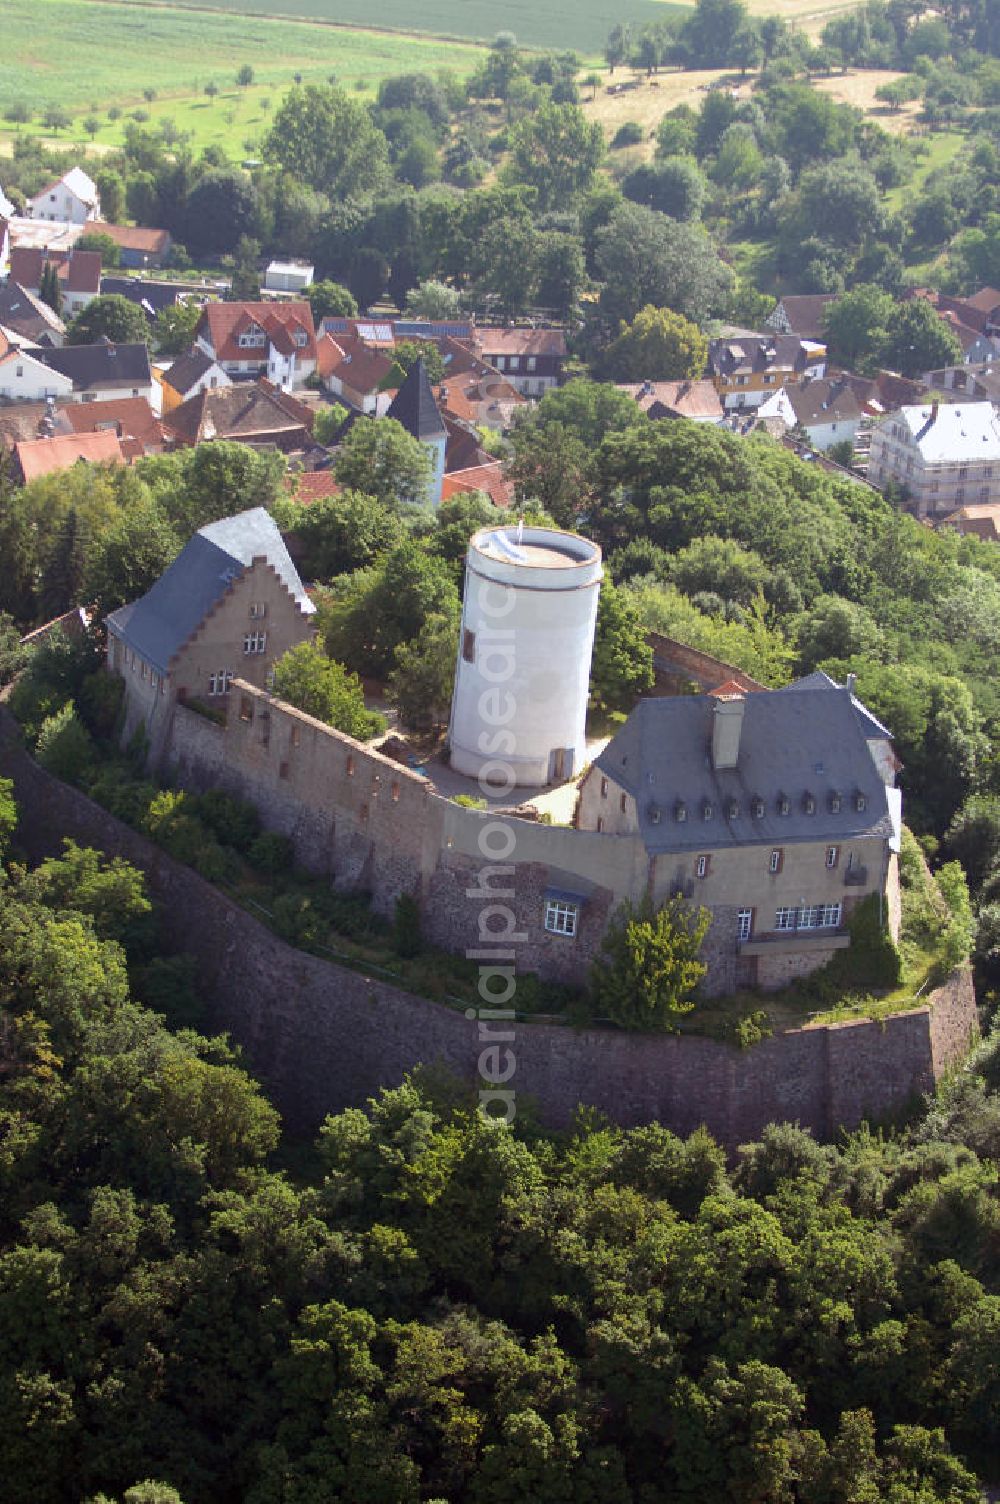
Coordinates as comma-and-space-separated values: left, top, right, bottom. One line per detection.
803, 792, 816, 815
752, 797, 764, 819
674, 800, 687, 823
702, 800, 713, 821
294, 330, 308, 347
727, 799, 740, 820
855, 791, 867, 812
829, 791, 842, 813
778, 794, 790, 816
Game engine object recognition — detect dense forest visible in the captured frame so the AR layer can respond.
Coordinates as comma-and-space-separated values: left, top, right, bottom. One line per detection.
0, 785, 998, 1503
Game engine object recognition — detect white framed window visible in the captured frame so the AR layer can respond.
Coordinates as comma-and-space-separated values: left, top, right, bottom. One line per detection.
696, 854, 709, 879
545, 899, 579, 937
778, 796, 790, 816
775, 906, 797, 930
249, 602, 267, 619
855, 792, 867, 812
737, 908, 753, 942
798, 905, 819, 930
208, 669, 233, 696
826, 845, 839, 869
294, 330, 308, 346
820, 902, 842, 928
509, 356, 520, 371
769, 848, 782, 874
243, 630, 267, 655
804, 795, 816, 815
527, 356, 537, 371
702, 801, 713, 821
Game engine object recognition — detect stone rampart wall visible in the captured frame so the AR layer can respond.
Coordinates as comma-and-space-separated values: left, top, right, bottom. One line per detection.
0, 708, 979, 1146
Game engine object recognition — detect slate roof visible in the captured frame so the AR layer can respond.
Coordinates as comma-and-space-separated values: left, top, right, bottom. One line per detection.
163, 346, 218, 397
107, 506, 314, 674
36, 342, 151, 391
387, 358, 446, 441
595, 681, 893, 855
709, 334, 825, 380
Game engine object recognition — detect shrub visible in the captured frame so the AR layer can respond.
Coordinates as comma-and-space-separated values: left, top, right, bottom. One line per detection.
272, 892, 327, 947
89, 769, 158, 826
78, 669, 125, 741
611, 120, 644, 148
393, 893, 422, 958
133, 954, 209, 1031
35, 702, 95, 784
453, 794, 487, 809
248, 831, 294, 876
589, 895, 711, 1032
195, 789, 260, 853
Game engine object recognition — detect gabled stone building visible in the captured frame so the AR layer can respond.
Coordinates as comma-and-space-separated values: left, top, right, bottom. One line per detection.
107, 507, 315, 760
577, 673, 901, 993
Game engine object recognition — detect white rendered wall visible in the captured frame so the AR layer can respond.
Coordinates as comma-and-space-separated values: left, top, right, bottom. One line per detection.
449, 526, 602, 788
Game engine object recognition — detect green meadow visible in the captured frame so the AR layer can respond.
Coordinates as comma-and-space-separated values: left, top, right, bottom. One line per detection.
0, 0, 486, 147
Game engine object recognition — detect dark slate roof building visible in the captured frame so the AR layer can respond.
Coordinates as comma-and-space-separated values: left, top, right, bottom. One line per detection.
0, 280, 66, 346
594, 680, 896, 856
107, 507, 314, 676
35, 341, 152, 395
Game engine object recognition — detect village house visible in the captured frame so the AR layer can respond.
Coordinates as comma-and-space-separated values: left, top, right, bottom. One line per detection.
764, 293, 838, 342
867, 400, 1000, 518
922, 360, 1000, 403
577, 673, 901, 994
86, 221, 172, 270
107, 506, 316, 749
161, 380, 314, 451
940, 502, 1000, 543
708, 334, 827, 411
471, 327, 566, 396
316, 332, 396, 415
264, 259, 314, 293
0, 280, 66, 347
12, 428, 124, 484
784, 375, 864, 452
57, 395, 166, 459
616, 379, 724, 423
434, 368, 524, 431
908, 286, 1000, 365
194, 301, 317, 390
157, 347, 232, 414
26, 167, 100, 225
33, 342, 154, 405
0, 342, 75, 403
9, 246, 102, 318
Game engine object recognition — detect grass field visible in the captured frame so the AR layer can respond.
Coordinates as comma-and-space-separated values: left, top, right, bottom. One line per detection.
0, 0, 486, 121
108, 0, 688, 54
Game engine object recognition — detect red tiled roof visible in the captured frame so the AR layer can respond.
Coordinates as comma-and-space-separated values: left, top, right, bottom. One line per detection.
435, 370, 524, 427
198, 300, 316, 364
322, 333, 394, 394
9, 245, 102, 293
473, 326, 567, 358
57, 397, 165, 460
285, 470, 342, 503
441, 462, 513, 509
617, 379, 722, 420
15, 429, 123, 482
88, 221, 170, 255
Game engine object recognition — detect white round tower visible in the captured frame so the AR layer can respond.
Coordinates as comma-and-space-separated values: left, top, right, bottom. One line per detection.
449, 524, 603, 789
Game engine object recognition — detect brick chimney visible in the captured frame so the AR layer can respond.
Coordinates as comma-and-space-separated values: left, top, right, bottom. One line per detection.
711, 694, 745, 770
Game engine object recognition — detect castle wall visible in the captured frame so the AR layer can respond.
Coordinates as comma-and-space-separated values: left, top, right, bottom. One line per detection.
0, 705, 978, 1146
